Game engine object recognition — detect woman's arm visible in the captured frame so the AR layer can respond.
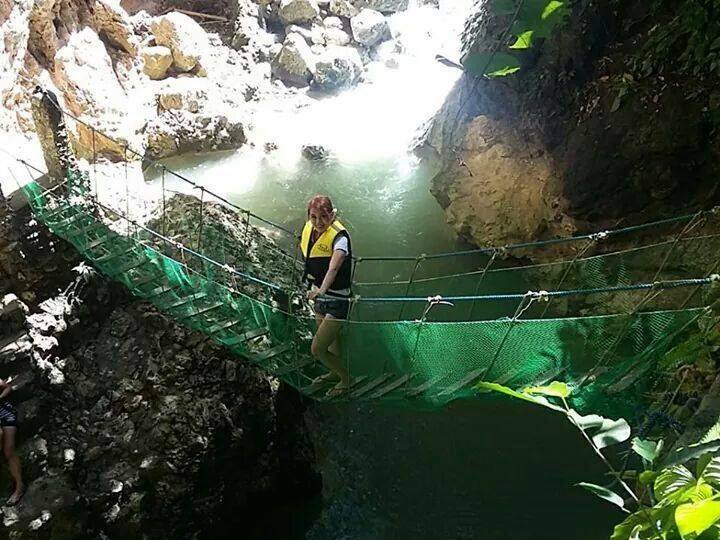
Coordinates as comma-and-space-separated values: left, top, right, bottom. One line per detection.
0, 379, 10, 400
310, 250, 347, 298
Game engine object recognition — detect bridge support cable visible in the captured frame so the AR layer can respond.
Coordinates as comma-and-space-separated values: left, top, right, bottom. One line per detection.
398, 255, 425, 320
468, 248, 499, 320
484, 291, 549, 382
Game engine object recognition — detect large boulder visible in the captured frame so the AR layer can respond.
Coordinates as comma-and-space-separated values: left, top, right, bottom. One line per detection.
313, 45, 363, 91
329, 0, 359, 18
350, 9, 390, 47
149, 12, 209, 73
141, 46, 173, 79
92, 0, 139, 55
355, 0, 409, 13
278, 0, 320, 26
145, 110, 246, 159
155, 79, 209, 113
271, 33, 316, 87
53, 28, 143, 160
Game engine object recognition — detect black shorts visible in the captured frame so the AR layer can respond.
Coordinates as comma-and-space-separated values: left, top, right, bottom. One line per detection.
314, 296, 350, 320
0, 402, 18, 428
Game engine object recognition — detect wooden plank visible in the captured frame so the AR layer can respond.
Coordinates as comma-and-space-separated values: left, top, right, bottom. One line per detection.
320, 376, 368, 401
168, 292, 207, 309
115, 258, 151, 274
251, 342, 292, 363
405, 374, 446, 398
94, 247, 136, 264
222, 326, 269, 346
368, 374, 413, 399
206, 318, 242, 335
351, 373, 393, 399
177, 301, 224, 320
435, 368, 487, 397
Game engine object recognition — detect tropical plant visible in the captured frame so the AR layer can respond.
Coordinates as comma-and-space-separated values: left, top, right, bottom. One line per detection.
476, 380, 720, 539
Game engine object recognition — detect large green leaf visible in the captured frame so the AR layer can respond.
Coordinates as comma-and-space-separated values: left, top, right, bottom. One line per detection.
567, 410, 605, 430
675, 499, 720, 538
702, 457, 720, 488
655, 466, 695, 502
523, 381, 571, 398
510, 30, 535, 49
632, 438, 664, 464
593, 418, 632, 449
664, 441, 720, 468
577, 483, 628, 512
462, 51, 522, 78
475, 381, 564, 411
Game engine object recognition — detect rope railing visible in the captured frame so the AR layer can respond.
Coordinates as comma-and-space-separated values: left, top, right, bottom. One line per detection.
9, 83, 720, 267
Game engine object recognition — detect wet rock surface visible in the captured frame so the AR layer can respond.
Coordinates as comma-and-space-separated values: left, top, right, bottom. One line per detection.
0, 198, 319, 537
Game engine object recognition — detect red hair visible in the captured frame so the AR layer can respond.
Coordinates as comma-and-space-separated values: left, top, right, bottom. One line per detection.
307, 195, 334, 218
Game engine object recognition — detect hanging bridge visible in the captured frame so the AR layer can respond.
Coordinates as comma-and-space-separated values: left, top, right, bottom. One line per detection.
6, 93, 720, 414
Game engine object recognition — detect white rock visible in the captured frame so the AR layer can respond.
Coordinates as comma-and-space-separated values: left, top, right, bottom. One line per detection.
141, 46, 173, 80
64, 448, 76, 463
54, 28, 142, 160
323, 16, 344, 29
92, 0, 139, 54
313, 45, 363, 91
271, 33, 317, 87
350, 9, 390, 47
149, 12, 210, 73
156, 78, 209, 113
355, 0, 409, 13
329, 0, 359, 18
278, 0, 320, 25
324, 27, 351, 46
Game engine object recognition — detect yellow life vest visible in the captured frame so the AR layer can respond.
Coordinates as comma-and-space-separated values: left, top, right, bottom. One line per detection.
300, 219, 352, 292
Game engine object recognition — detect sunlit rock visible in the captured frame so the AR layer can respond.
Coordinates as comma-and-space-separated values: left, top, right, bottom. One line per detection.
323, 15, 344, 29
141, 45, 173, 79
350, 9, 390, 47
278, 0, 320, 26
232, 0, 263, 49
145, 110, 246, 159
324, 26, 351, 45
355, 0, 409, 13
54, 28, 142, 160
329, 0, 359, 18
149, 12, 209, 73
271, 32, 317, 87
92, 0, 139, 55
302, 144, 329, 160
156, 78, 209, 113
313, 45, 363, 91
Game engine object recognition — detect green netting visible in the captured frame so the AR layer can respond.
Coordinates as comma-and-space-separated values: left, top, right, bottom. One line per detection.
20, 179, 718, 416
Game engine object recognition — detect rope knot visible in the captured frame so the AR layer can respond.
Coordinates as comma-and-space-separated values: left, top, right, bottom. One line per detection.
174, 241, 184, 251
710, 274, 720, 283
590, 231, 609, 242
221, 264, 234, 273
498, 246, 509, 257
711, 206, 720, 216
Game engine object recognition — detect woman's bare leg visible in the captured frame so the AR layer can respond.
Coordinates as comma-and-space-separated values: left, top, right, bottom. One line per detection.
3, 427, 23, 503
311, 315, 349, 385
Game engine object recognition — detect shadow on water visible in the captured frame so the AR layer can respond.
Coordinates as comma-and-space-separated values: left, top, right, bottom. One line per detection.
302, 396, 622, 540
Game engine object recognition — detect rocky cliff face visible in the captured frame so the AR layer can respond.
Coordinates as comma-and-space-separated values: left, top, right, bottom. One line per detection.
422, 0, 720, 250
0, 201, 319, 538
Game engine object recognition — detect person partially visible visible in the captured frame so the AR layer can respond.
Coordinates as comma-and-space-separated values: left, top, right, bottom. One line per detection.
300, 195, 352, 397
0, 379, 23, 505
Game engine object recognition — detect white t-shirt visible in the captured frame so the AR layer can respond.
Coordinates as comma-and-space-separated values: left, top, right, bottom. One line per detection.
333, 235, 349, 254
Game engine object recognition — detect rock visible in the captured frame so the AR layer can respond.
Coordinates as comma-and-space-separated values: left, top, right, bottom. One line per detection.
324, 27, 351, 46
141, 46, 173, 79
149, 12, 210, 73
271, 33, 317, 87
92, 0, 139, 55
355, 0, 409, 13
350, 9, 390, 47
145, 110, 246, 159
278, 0, 320, 25
232, 0, 263, 49
285, 23, 325, 45
323, 16, 344, 29
329, 0, 359, 18
313, 45, 363, 91
53, 28, 141, 160
155, 79, 209, 113
302, 144, 329, 160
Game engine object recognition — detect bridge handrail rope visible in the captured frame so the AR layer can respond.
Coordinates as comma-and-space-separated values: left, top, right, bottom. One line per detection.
9, 81, 720, 268
9, 153, 720, 322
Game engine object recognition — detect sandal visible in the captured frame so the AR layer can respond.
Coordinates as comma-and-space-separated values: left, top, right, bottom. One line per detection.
312, 372, 339, 385
325, 381, 350, 398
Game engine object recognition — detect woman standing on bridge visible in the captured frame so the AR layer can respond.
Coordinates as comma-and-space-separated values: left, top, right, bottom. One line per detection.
301, 195, 352, 397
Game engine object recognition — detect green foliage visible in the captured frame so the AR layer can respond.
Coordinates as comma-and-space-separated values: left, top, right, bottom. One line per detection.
462, 0, 570, 78
627, 0, 720, 79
